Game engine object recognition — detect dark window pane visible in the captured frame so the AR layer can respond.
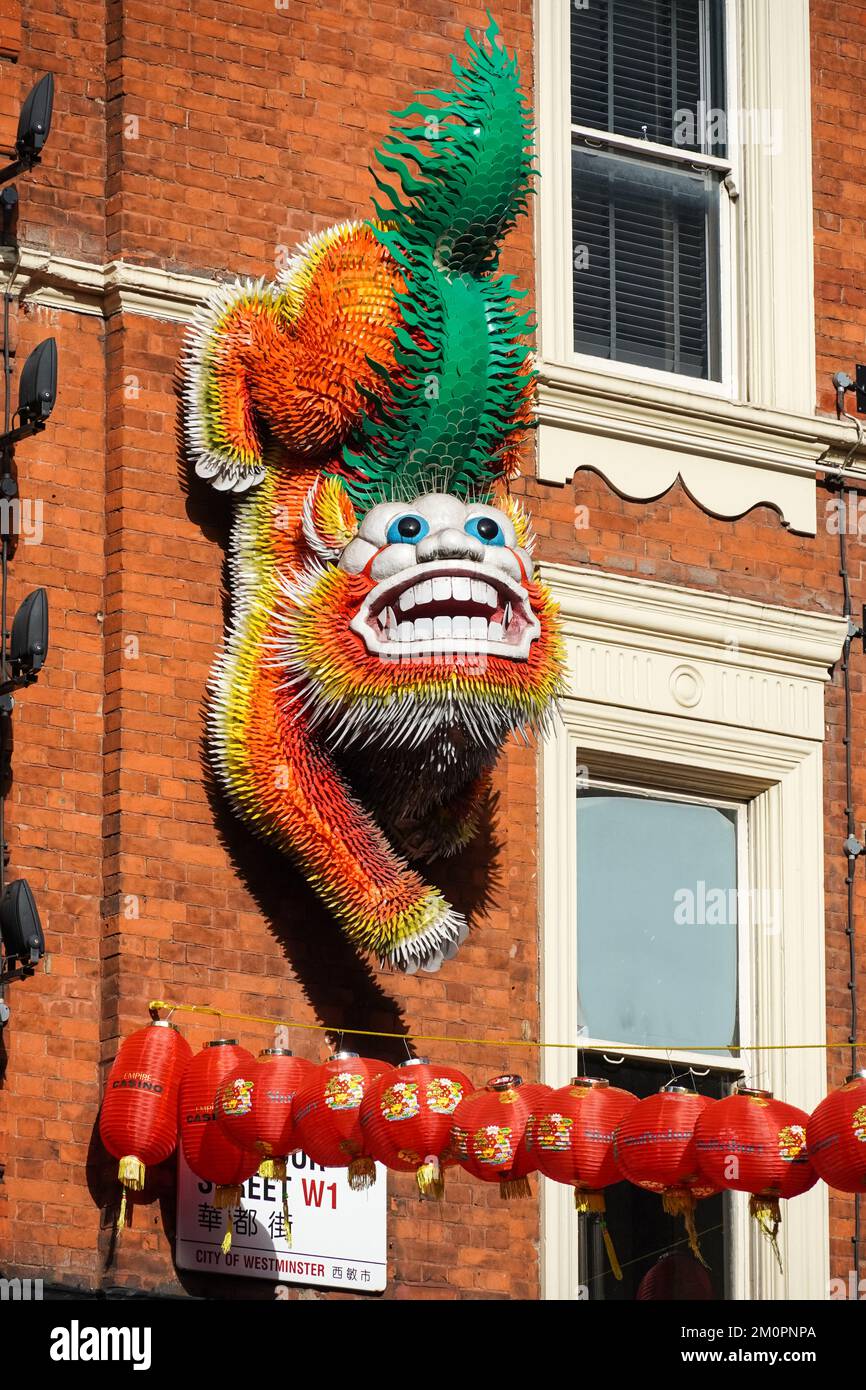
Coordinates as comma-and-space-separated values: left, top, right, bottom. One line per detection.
571, 146, 720, 379
578, 1056, 735, 1301
571, 0, 726, 155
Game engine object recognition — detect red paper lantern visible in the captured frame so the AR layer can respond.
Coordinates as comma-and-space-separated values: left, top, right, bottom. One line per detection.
528, 1076, 638, 1210
292, 1051, 391, 1190
99, 1019, 192, 1228
694, 1084, 816, 1264
215, 1047, 317, 1248
614, 1086, 719, 1263
179, 1038, 259, 1250
215, 1048, 317, 1179
359, 1057, 473, 1198
807, 1073, 866, 1194
525, 1077, 637, 1281
451, 1074, 549, 1199
636, 1253, 715, 1301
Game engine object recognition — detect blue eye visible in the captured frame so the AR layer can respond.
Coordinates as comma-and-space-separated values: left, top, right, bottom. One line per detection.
465, 515, 505, 546
386, 514, 429, 544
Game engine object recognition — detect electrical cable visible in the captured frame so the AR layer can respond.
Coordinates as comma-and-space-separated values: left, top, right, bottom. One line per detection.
830, 399, 863, 1286
0, 246, 19, 1012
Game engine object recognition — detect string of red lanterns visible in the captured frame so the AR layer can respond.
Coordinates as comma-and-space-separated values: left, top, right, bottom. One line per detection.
98, 1023, 866, 1273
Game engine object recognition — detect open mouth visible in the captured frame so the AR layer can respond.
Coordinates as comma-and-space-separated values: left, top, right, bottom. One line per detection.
349, 561, 541, 660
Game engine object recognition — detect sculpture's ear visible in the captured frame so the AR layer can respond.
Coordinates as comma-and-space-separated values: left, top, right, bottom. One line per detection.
183, 279, 283, 493
500, 493, 536, 556
302, 476, 359, 560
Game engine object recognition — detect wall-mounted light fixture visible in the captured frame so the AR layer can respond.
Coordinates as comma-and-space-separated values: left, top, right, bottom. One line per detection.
0, 74, 55, 186
0, 878, 45, 984
0, 337, 58, 447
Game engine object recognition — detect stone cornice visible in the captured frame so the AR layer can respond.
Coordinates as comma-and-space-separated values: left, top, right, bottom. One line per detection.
0, 245, 217, 323
541, 561, 848, 689
537, 362, 866, 537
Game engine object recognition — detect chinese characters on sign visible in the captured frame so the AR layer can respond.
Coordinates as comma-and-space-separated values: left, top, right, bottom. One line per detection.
175, 1149, 387, 1291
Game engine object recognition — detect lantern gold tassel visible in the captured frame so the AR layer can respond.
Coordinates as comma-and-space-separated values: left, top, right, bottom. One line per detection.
662, 1190, 709, 1269
499, 1176, 532, 1200
573, 1190, 605, 1214
416, 1157, 445, 1201
347, 1156, 376, 1191
599, 1217, 623, 1282
118, 1155, 146, 1192
214, 1184, 242, 1256
258, 1157, 287, 1182
282, 1187, 293, 1249
117, 1187, 129, 1234
749, 1195, 783, 1275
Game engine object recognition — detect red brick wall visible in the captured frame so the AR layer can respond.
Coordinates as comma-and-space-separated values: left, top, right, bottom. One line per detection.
0, 304, 106, 1287
0, 0, 863, 1300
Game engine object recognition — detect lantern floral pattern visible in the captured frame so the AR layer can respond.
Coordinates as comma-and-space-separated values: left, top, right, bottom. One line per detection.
380, 1082, 420, 1122
325, 1073, 366, 1112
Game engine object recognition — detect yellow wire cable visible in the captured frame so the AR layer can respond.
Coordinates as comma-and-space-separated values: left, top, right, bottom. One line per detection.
148, 1000, 866, 1057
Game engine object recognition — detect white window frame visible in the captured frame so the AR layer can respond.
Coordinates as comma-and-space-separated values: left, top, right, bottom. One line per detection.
539, 562, 847, 1301
535, 0, 821, 532
565, 2, 741, 398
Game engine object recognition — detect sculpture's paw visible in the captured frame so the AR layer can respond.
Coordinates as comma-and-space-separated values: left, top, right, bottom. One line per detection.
384, 906, 469, 975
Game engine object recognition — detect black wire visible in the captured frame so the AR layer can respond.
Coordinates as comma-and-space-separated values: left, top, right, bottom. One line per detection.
833, 468, 862, 1285
0, 248, 15, 903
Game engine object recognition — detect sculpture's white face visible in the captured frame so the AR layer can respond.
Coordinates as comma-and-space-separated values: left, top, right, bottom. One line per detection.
338, 493, 540, 660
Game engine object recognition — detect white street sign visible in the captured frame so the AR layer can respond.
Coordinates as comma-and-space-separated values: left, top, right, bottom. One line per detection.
175, 1149, 388, 1291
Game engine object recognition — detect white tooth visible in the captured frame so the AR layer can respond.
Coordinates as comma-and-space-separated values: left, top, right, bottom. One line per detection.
452, 615, 470, 638
432, 577, 452, 601
452, 577, 471, 601
398, 622, 413, 643
415, 580, 433, 606
470, 617, 488, 641
488, 621, 503, 642
471, 580, 487, 605
387, 607, 398, 632
483, 583, 497, 608
414, 617, 433, 639
399, 589, 415, 612
504, 602, 512, 627
433, 615, 452, 638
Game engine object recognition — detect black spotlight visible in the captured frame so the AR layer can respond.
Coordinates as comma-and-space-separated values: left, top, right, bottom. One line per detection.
0, 879, 45, 977
15, 74, 54, 167
0, 74, 55, 184
9, 588, 49, 682
17, 337, 57, 429
0, 338, 58, 446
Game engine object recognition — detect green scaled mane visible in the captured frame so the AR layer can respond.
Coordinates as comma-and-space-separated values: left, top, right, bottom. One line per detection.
339, 14, 537, 508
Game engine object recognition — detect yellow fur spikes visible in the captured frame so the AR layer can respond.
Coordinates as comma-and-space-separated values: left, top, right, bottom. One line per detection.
302, 476, 359, 560
500, 494, 536, 555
